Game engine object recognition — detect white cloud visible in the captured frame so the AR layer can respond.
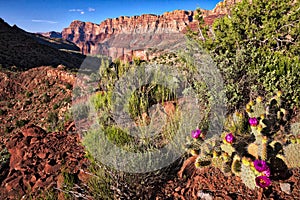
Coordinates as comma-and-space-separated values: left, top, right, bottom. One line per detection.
31, 19, 58, 24
88, 7, 96, 12
80, 11, 85, 14
69, 9, 83, 12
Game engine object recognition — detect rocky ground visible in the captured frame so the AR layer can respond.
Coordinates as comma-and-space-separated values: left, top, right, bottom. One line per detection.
0, 65, 299, 199
0, 124, 90, 199
158, 158, 300, 199
0, 66, 75, 134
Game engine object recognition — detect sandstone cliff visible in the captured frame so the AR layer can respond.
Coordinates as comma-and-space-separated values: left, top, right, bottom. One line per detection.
60, 0, 241, 60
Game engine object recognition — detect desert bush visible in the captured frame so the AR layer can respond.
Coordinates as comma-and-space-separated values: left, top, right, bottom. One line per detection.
71, 103, 90, 121
25, 91, 33, 98
53, 103, 59, 110
47, 112, 58, 131
190, 0, 300, 111
43, 93, 51, 103
65, 83, 72, 90
16, 119, 29, 128
0, 109, 5, 115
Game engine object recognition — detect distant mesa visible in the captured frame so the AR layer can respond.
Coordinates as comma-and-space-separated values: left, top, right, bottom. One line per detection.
44, 0, 240, 61
39, 31, 62, 39
0, 18, 85, 70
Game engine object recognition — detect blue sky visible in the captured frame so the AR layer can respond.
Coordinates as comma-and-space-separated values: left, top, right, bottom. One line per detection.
0, 0, 221, 33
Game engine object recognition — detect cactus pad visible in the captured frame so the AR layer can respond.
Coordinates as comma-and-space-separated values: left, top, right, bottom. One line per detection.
241, 163, 257, 190
283, 143, 300, 168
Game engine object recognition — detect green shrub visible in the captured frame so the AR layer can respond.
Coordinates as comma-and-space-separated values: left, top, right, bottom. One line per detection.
104, 126, 134, 147
65, 83, 72, 90
53, 103, 59, 110
16, 119, 29, 128
47, 112, 58, 124
24, 100, 32, 106
43, 93, 51, 103
71, 103, 90, 121
25, 91, 33, 98
191, 0, 300, 111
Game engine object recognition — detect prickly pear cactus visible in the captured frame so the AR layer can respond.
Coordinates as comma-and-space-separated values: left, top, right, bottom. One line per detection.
224, 112, 245, 134
247, 143, 259, 159
211, 156, 223, 169
221, 143, 235, 156
290, 122, 300, 136
241, 163, 257, 190
248, 98, 265, 118
195, 155, 211, 169
283, 143, 300, 168
231, 155, 241, 176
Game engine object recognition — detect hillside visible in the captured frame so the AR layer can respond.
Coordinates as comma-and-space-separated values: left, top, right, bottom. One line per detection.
0, 18, 85, 70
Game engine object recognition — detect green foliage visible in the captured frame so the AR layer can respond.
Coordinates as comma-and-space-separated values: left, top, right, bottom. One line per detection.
0, 109, 5, 115
72, 87, 82, 99
47, 112, 58, 124
47, 112, 59, 131
53, 103, 59, 110
71, 103, 90, 121
86, 162, 113, 199
62, 171, 76, 199
0, 146, 10, 176
42, 93, 51, 103
15, 119, 29, 128
65, 83, 72, 90
191, 0, 300, 111
104, 126, 134, 147
25, 91, 33, 98
128, 84, 175, 119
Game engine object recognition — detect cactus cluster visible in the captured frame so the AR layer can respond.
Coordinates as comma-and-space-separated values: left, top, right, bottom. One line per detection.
186, 91, 300, 190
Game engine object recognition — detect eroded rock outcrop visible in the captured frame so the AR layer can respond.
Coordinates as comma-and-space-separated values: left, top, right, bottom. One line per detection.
59, 0, 241, 60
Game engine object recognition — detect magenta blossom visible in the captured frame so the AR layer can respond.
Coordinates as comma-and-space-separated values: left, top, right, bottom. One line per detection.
249, 117, 258, 126
225, 133, 234, 144
262, 168, 271, 177
255, 176, 271, 188
253, 160, 269, 172
191, 129, 201, 139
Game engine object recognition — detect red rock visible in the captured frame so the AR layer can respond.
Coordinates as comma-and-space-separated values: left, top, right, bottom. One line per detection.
37, 151, 47, 159
59, 1, 241, 60
44, 163, 61, 175
8, 146, 24, 171
78, 169, 90, 183
21, 125, 46, 137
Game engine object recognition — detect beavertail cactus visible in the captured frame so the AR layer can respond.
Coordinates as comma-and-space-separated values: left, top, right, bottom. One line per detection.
231, 154, 241, 176
290, 122, 300, 136
247, 143, 259, 159
195, 155, 211, 169
221, 143, 235, 156
241, 159, 257, 190
283, 143, 300, 168
247, 97, 265, 118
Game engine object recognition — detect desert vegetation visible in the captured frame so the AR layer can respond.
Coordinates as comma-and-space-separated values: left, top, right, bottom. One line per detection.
0, 0, 299, 199
74, 0, 300, 199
